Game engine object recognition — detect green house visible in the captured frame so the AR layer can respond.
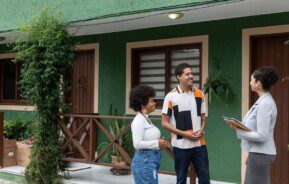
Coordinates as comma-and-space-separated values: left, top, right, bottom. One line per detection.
1, 1, 289, 183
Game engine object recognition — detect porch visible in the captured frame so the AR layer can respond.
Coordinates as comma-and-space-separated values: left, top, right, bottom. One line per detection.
0, 112, 200, 183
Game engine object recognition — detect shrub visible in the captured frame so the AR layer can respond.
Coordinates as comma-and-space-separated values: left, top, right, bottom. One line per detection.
4, 118, 33, 141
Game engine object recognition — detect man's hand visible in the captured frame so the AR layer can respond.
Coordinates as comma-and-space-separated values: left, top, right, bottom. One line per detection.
183, 131, 201, 141
193, 129, 204, 137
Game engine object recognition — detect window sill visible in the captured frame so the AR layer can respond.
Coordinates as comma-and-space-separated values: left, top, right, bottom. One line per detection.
126, 108, 163, 116
0, 104, 35, 111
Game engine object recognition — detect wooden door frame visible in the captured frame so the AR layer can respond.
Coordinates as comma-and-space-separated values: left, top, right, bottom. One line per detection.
75, 43, 99, 114
242, 24, 289, 184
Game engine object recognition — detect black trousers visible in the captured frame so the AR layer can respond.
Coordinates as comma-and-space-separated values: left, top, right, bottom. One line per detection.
173, 146, 210, 184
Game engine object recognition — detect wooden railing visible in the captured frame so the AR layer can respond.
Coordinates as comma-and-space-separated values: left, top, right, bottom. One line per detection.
0, 112, 196, 183
58, 114, 196, 184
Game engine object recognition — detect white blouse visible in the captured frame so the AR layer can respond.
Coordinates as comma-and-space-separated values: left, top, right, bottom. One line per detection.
131, 112, 161, 150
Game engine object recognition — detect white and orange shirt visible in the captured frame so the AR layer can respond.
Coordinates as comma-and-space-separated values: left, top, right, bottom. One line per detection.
162, 85, 206, 149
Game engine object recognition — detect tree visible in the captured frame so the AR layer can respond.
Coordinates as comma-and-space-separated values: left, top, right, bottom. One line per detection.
12, 9, 75, 184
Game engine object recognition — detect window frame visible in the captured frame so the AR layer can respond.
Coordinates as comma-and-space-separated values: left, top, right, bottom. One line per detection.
131, 43, 202, 108
0, 59, 23, 104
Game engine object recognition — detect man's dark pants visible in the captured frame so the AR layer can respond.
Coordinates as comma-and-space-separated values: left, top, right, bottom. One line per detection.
173, 145, 210, 184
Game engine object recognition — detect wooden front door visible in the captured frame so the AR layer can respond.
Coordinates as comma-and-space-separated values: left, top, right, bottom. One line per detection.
251, 34, 289, 184
71, 50, 95, 114
69, 50, 95, 158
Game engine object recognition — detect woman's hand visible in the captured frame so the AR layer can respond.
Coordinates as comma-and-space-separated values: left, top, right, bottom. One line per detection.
158, 138, 171, 149
227, 123, 238, 132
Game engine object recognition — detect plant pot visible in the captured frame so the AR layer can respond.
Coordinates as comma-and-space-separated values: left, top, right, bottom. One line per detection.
16, 141, 32, 167
111, 155, 127, 166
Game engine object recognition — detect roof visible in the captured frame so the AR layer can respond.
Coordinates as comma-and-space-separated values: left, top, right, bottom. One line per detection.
0, 0, 231, 33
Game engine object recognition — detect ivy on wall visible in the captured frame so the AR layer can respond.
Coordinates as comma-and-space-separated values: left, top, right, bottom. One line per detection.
11, 9, 75, 184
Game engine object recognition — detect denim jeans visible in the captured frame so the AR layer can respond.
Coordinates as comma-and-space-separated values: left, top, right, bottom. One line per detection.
173, 146, 210, 184
132, 149, 162, 184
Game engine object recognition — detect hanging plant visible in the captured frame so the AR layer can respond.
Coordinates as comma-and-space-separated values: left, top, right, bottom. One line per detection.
203, 66, 234, 103
11, 8, 75, 184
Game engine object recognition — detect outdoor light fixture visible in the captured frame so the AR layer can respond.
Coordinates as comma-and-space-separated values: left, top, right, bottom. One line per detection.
168, 13, 183, 20
0, 37, 5, 42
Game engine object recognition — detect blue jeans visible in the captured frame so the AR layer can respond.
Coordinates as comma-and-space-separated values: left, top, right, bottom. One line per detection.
132, 149, 162, 184
173, 146, 210, 184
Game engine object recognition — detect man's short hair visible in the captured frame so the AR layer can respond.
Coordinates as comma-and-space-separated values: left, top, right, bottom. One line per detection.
175, 63, 192, 80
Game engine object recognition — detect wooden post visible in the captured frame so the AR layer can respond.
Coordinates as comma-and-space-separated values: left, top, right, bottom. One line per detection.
189, 162, 196, 184
89, 118, 96, 161
0, 112, 4, 168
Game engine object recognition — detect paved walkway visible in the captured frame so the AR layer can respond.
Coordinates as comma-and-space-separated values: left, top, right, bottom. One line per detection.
0, 179, 15, 184
0, 163, 236, 184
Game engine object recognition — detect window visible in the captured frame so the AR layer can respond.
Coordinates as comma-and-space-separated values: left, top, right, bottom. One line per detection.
0, 59, 21, 104
132, 44, 202, 108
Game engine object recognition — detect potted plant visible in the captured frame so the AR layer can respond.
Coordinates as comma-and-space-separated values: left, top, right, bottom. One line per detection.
203, 67, 234, 103
4, 118, 33, 141
98, 104, 133, 167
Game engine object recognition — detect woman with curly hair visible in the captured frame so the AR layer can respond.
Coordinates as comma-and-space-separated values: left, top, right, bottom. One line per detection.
129, 85, 170, 184
229, 66, 278, 184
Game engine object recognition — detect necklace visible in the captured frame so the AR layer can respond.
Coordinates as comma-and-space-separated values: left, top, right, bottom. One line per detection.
140, 112, 153, 125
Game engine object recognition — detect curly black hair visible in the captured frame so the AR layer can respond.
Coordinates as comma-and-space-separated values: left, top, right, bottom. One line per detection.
129, 85, 155, 112
175, 63, 192, 80
252, 66, 278, 91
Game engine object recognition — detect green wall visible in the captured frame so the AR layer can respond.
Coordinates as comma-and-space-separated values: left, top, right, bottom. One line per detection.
2, 12, 289, 183
0, 110, 35, 121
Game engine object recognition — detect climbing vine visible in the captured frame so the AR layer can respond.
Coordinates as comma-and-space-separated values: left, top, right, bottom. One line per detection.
12, 9, 75, 184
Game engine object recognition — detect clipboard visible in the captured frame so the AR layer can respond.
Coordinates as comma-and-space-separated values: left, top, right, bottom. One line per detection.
222, 116, 251, 131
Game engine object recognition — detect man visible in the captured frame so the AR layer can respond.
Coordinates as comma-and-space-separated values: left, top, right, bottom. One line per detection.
162, 63, 210, 184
